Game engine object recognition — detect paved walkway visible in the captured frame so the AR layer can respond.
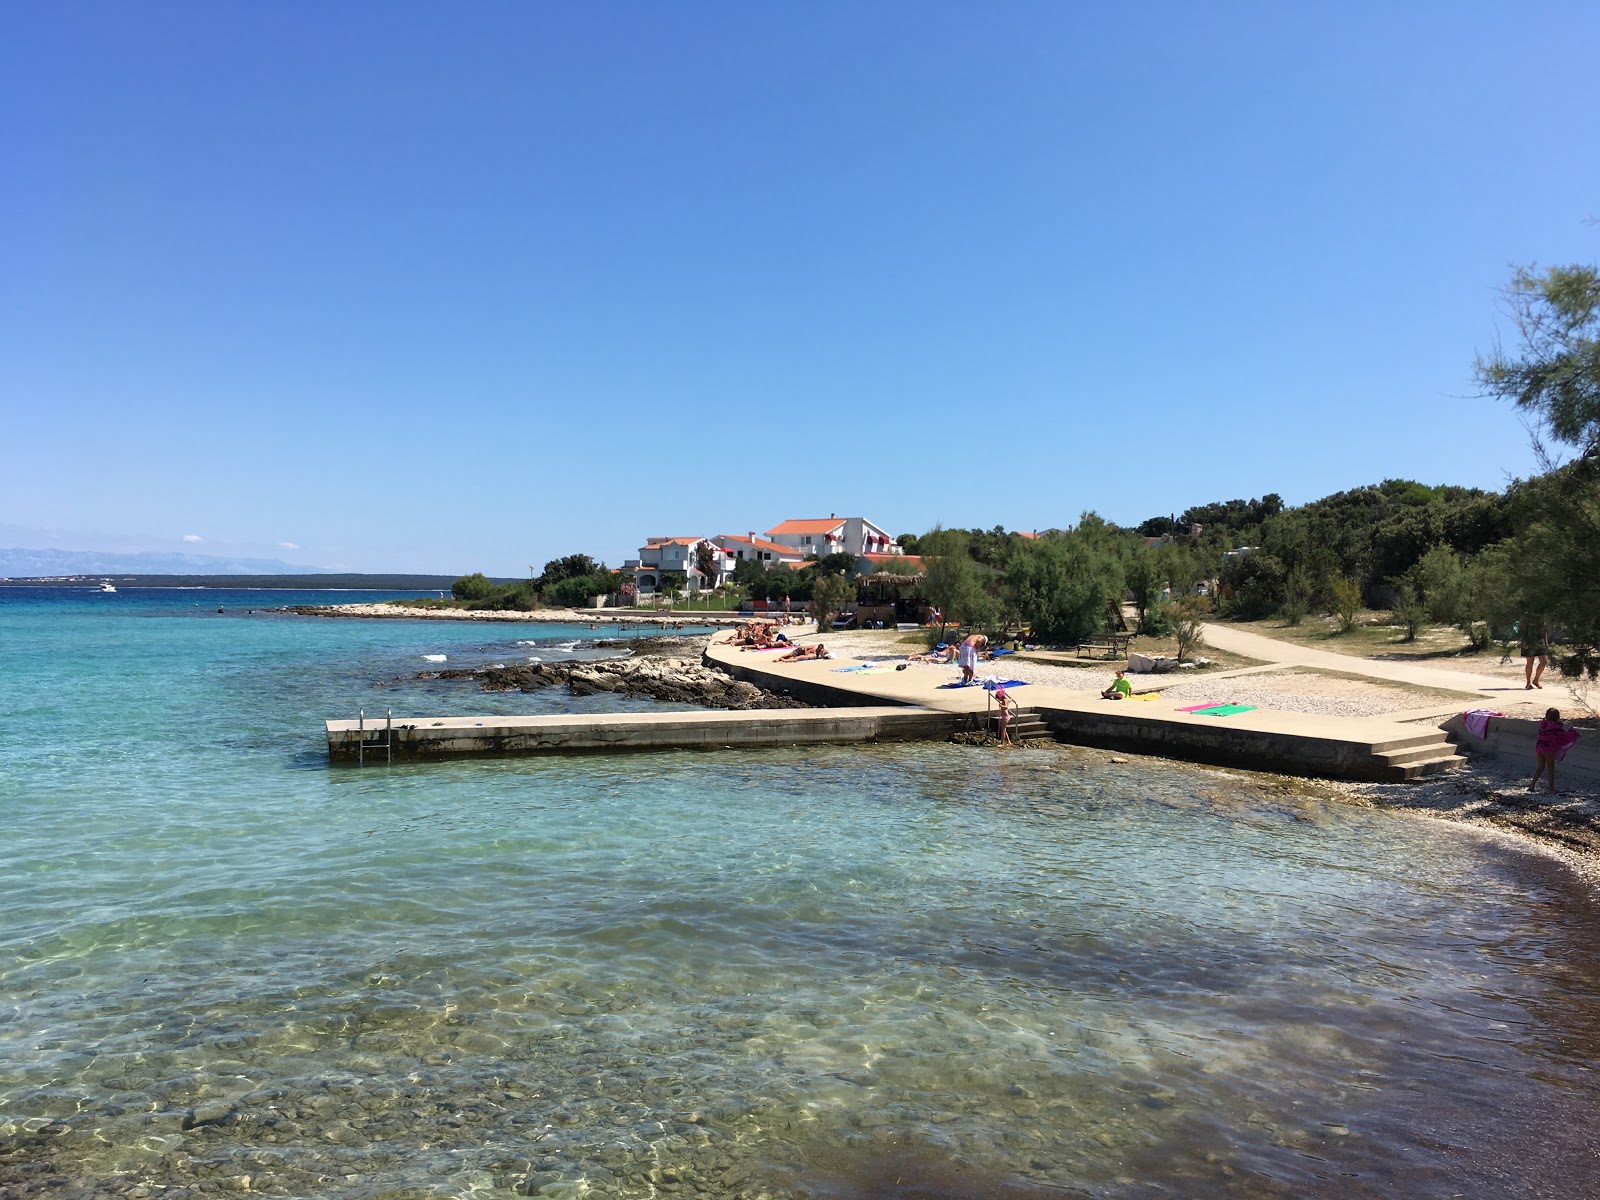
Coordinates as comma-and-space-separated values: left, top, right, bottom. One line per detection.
1198, 621, 1581, 708
707, 638, 1456, 763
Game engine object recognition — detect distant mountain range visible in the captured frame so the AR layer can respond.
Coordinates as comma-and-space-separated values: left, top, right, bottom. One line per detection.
0, 548, 340, 577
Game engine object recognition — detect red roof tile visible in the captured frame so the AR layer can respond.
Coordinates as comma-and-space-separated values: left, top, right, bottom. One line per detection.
718, 534, 802, 556
767, 518, 846, 536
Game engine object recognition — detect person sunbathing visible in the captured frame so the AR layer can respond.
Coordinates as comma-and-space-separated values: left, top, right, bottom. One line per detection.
731, 620, 780, 648
777, 642, 829, 662
906, 643, 957, 664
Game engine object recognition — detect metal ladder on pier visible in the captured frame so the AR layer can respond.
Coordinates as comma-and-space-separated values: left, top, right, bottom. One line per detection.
355, 708, 394, 767
985, 697, 1052, 745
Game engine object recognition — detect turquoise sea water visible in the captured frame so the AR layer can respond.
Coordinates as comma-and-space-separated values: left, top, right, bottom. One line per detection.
4, 588, 1600, 1199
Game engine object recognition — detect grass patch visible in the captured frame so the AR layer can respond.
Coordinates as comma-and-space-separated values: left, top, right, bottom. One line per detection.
1226, 612, 1498, 660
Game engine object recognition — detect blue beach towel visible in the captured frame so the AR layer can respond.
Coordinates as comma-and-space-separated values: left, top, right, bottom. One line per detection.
938, 678, 1029, 690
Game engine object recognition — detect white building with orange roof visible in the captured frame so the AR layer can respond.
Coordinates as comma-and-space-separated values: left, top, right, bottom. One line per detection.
765, 515, 900, 559
623, 536, 734, 595
711, 532, 806, 568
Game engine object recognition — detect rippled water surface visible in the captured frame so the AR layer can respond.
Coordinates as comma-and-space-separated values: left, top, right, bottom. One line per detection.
4, 588, 1600, 1199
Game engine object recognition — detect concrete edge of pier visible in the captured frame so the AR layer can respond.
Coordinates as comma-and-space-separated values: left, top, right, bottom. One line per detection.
326, 705, 971, 763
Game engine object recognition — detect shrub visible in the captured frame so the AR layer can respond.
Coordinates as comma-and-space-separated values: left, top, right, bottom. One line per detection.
1140, 595, 1172, 637
546, 573, 611, 608
1171, 596, 1209, 662
1392, 583, 1427, 641
1328, 575, 1363, 633
1280, 596, 1308, 626
1220, 552, 1286, 619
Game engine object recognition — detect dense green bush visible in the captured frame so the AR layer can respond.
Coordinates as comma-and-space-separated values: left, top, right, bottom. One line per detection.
451, 572, 495, 601
1005, 533, 1123, 644
1219, 552, 1287, 620
546, 573, 615, 608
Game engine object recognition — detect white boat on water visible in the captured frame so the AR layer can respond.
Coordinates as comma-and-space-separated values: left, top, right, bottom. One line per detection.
99, 582, 117, 592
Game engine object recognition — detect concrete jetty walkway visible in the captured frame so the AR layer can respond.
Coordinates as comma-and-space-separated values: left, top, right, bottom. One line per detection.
708, 637, 1465, 781
326, 706, 964, 762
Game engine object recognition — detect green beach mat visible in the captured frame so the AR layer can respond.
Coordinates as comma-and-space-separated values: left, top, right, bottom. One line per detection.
1191, 704, 1256, 717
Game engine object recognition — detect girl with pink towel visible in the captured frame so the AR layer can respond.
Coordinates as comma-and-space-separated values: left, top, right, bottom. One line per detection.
1531, 708, 1581, 794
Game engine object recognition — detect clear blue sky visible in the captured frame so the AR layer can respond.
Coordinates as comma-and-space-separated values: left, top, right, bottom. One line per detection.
4, 2, 1597, 575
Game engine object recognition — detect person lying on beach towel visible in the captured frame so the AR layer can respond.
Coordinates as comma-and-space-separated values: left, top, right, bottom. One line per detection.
905, 644, 957, 665
777, 642, 831, 662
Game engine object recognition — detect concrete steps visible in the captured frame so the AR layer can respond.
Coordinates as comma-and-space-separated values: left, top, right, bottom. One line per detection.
991, 709, 1054, 744
1369, 733, 1467, 781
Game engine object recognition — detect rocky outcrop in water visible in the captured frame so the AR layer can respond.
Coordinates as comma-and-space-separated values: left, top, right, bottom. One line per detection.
420, 654, 809, 710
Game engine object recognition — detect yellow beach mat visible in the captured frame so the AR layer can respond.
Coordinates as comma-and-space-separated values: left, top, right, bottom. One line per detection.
1128, 691, 1160, 701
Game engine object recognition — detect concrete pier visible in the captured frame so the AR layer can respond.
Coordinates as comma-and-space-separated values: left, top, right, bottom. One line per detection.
707, 639, 1467, 782
326, 706, 966, 763
324, 634, 1474, 782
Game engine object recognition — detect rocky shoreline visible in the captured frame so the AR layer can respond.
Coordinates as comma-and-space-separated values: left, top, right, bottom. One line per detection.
1345, 763, 1600, 870
281, 602, 752, 626
417, 637, 810, 711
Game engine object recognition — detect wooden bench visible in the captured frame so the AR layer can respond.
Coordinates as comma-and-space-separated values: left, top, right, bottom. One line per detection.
1076, 633, 1132, 659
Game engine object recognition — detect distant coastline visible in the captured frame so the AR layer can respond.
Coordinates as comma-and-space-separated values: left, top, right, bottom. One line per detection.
0, 573, 510, 591
281, 601, 750, 625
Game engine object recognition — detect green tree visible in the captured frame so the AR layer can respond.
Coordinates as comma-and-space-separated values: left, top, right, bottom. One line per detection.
1281, 568, 1312, 626
694, 543, 718, 586
1392, 583, 1427, 642
1005, 533, 1123, 644
451, 572, 494, 601
1124, 548, 1164, 633
1154, 542, 1198, 597
810, 571, 854, 632
1406, 545, 1499, 650
732, 557, 770, 590
1476, 263, 1600, 458
813, 551, 860, 577
540, 555, 599, 587
1171, 596, 1208, 662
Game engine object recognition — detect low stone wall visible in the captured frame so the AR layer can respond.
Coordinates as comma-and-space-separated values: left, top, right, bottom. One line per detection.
327, 707, 964, 762
1032, 706, 1412, 782
1442, 714, 1600, 784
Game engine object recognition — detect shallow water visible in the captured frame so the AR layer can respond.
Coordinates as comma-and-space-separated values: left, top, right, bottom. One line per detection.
4, 589, 1600, 1198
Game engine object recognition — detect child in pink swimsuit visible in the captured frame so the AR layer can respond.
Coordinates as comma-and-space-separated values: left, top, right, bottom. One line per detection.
1531, 708, 1580, 794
